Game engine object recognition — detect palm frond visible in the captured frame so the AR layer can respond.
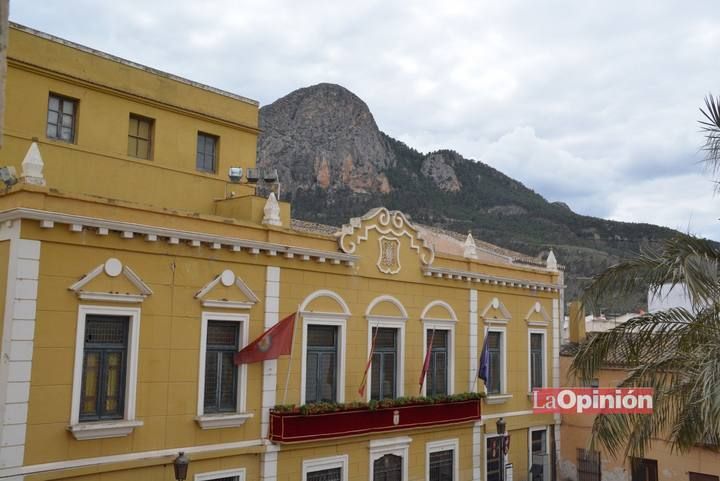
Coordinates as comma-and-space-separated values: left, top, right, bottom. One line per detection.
700, 94, 720, 178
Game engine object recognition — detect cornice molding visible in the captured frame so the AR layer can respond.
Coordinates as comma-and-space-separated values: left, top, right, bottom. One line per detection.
422, 266, 561, 293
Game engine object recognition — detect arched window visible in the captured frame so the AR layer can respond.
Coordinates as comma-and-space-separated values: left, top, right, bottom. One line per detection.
373, 454, 402, 481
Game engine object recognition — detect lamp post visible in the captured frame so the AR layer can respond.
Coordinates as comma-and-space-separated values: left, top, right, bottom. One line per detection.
173, 452, 189, 481
496, 417, 506, 481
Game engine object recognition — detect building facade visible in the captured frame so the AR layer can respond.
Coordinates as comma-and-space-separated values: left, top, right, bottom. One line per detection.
0, 24, 563, 481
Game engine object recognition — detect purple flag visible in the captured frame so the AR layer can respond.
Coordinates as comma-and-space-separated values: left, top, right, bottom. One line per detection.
478, 334, 490, 383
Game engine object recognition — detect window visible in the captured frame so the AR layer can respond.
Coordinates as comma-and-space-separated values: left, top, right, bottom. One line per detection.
80, 315, 128, 421
486, 436, 503, 481
369, 437, 410, 481
306, 325, 338, 403
196, 132, 218, 173
204, 321, 239, 413
371, 327, 398, 400
128, 114, 153, 159
426, 330, 449, 396
303, 455, 348, 481
530, 428, 548, 481
426, 439, 458, 481
47, 93, 78, 142
195, 468, 246, 481
631, 458, 658, 481
530, 332, 545, 390
487, 331, 503, 395
374, 454, 402, 481
577, 449, 601, 481
689, 474, 720, 481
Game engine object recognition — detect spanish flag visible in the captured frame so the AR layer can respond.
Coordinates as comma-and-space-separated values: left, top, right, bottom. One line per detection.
234, 312, 296, 364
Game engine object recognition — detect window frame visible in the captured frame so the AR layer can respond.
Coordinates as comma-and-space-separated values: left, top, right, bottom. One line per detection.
366, 317, 406, 401
421, 320, 455, 397
528, 329, 547, 392
484, 327, 507, 397
196, 131, 219, 173
528, 426, 550, 481
484, 434, 505, 481
127, 113, 154, 160
303, 454, 349, 481
196, 312, 251, 429
46, 92, 79, 143
194, 468, 246, 481
369, 436, 411, 481
426, 438, 459, 481
70, 305, 141, 436
300, 314, 347, 405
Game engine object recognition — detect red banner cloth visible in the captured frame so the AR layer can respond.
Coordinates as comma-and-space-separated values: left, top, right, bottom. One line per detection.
234, 312, 296, 364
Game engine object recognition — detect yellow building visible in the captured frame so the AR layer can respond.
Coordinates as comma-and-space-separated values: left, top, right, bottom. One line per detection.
0, 23, 563, 481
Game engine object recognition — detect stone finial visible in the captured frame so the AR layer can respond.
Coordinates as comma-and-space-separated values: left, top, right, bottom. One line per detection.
20, 141, 46, 186
546, 248, 558, 271
463, 232, 478, 259
262, 192, 282, 227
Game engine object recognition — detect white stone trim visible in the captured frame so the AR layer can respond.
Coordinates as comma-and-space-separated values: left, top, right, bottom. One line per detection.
194, 270, 259, 310
480, 298, 512, 324
261, 443, 279, 481
421, 319, 455, 396
368, 436, 411, 481
68, 259, 152, 303
0, 438, 263, 478
365, 295, 408, 319
69, 305, 142, 439
484, 394, 513, 405
299, 289, 351, 316
525, 301, 551, 327
302, 454, 348, 481
472, 421, 483, 481
469, 290, 478, 392
483, 326, 507, 397
425, 438, 459, 481
261, 266, 281, 439
481, 410, 535, 421
0, 235, 40, 469
195, 311, 250, 429
365, 316, 406, 401
420, 300, 458, 323
300, 314, 347, 405
0, 208, 358, 266
422, 266, 561, 292
196, 467, 246, 481
527, 329, 548, 393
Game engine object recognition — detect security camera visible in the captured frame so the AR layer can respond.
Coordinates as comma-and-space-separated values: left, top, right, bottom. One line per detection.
228, 167, 243, 183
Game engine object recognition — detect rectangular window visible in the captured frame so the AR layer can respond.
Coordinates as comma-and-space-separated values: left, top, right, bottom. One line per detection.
530, 429, 548, 481
128, 114, 154, 159
306, 325, 338, 403
577, 449, 601, 481
429, 450, 453, 481
371, 327, 397, 400
631, 458, 658, 481
426, 329, 448, 396
487, 331, 502, 395
530, 332, 544, 389
486, 436, 503, 481
196, 132, 218, 173
307, 468, 342, 481
204, 321, 239, 413
689, 474, 720, 481
80, 315, 129, 421
47, 93, 78, 142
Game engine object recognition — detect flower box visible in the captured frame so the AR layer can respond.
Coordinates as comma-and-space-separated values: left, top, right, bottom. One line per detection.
269, 398, 481, 443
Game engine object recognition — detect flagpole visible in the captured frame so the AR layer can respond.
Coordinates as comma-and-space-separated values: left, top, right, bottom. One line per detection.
282, 307, 300, 405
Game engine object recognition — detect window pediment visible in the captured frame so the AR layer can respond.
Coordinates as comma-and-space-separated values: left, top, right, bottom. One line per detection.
68, 258, 152, 303
194, 269, 259, 309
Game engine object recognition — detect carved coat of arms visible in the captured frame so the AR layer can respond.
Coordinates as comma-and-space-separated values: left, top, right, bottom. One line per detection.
378, 236, 401, 274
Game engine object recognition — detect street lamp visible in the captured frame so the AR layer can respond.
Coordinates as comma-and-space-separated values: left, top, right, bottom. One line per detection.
496, 418, 507, 481
173, 452, 189, 481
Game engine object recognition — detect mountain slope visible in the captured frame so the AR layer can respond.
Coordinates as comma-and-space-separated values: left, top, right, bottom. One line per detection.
257, 83, 679, 305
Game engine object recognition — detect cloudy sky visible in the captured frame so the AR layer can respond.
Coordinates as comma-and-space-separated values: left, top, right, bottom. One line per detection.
11, 1, 720, 239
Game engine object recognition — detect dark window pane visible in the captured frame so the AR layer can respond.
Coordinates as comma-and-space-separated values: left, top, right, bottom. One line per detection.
47, 93, 77, 143
307, 468, 341, 481
196, 132, 218, 172
371, 328, 397, 400
308, 325, 336, 347
374, 454, 402, 481
306, 326, 338, 403
429, 450, 453, 481
531, 333, 544, 389
204, 321, 239, 413
427, 329, 449, 396
487, 332, 502, 394
486, 437, 502, 481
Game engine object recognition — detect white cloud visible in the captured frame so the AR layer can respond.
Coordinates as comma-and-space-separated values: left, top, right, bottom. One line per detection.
10, 0, 720, 239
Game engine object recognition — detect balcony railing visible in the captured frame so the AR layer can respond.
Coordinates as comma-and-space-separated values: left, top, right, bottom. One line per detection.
269, 393, 482, 443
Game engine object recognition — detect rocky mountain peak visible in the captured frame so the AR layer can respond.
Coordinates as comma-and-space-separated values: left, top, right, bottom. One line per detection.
257, 83, 394, 195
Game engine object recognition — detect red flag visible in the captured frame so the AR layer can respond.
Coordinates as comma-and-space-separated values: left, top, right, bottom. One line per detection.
358, 326, 380, 397
234, 313, 296, 364
419, 329, 436, 393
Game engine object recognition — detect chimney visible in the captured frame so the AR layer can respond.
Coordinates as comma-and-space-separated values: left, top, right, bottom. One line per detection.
568, 300, 586, 343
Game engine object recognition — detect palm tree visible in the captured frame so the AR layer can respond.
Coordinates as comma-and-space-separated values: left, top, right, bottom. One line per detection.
570, 94, 720, 458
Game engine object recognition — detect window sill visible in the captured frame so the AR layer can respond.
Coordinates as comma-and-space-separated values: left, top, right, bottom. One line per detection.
68, 419, 143, 440
195, 412, 254, 430
485, 394, 513, 405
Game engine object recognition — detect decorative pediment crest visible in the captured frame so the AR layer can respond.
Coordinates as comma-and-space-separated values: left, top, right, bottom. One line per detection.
525, 301, 551, 326
480, 297, 512, 324
194, 269, 259, 309
336, 208, 435, 269
68, 258, 152, 303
